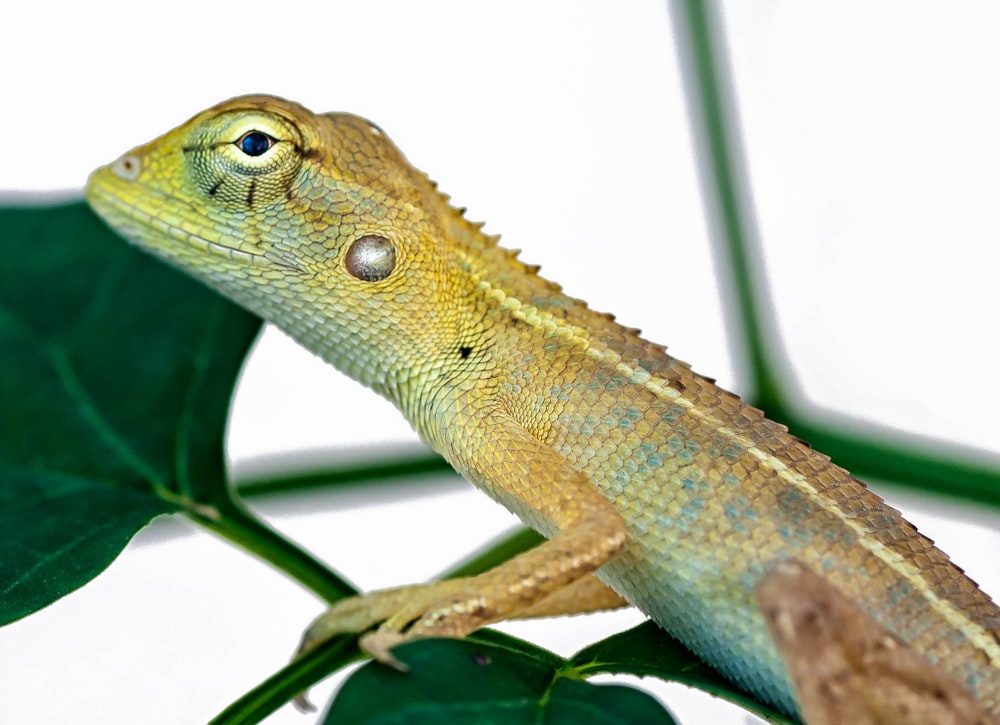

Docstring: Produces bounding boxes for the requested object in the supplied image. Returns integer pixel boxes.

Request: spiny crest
[412,161,713,388]
[423,174,501,247]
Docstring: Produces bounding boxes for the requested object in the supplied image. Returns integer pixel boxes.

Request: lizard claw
[289,609,413,711]
[288,629,409,712]
[292,693,317,714]
[290,635,319,713]
[359,628,410,672]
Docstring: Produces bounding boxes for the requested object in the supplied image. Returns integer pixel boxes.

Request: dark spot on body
[459,346,473,359]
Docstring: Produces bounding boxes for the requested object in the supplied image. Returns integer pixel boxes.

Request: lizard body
[85,95,1000,717]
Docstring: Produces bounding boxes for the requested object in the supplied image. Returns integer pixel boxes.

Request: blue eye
[236,131,275,157]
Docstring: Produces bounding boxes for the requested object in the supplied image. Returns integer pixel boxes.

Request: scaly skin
[85,95,1000,717]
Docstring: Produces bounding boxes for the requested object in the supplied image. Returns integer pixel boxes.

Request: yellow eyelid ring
[183,110,306,208]
[194,110,303,153]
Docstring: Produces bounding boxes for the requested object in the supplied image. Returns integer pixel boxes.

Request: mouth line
[86,174,303,273]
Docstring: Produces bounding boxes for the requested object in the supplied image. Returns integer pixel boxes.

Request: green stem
[236,451,454,498]
[192,497,356,604]
[668,0,791,410]
[782,418,1000,507]
[209,635,362,725]
[442,527,544,580]
[669,0,1000,507]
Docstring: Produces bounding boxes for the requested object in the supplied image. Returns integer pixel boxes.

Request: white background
[2,2,999,723]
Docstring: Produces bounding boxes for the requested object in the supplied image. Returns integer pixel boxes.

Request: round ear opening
[345,234,397,282]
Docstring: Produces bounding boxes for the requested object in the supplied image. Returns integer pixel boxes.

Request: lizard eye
[345,235,396,282]
[235,131,276,157]
[185,109,303,209]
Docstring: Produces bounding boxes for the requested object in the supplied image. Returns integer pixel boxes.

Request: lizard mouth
[85,163,303,273]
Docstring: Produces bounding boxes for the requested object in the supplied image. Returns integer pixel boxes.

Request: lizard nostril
[111,154,142,181]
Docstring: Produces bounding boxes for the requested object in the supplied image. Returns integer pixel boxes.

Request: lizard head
[86,95,488,400]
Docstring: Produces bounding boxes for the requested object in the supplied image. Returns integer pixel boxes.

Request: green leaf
[324,632,677,724]
[0,200,261,624]
[575,621,799,725]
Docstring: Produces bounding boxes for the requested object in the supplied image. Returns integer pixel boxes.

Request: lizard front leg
[297,574,627,660]
[298,411,627,664]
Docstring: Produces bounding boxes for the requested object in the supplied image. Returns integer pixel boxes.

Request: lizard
[85,94,1000,719]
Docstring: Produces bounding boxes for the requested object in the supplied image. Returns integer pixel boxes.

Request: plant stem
[668,0,791,410]
[237,451,454,498]
[192,496,357,604]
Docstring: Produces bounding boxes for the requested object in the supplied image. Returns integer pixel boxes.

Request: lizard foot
[295,579,467,659]
[291,581,469,711]
[290,627,421,714]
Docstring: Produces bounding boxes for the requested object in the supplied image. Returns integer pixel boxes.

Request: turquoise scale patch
[679,496,706,524]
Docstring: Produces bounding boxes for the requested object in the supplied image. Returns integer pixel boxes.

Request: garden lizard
[85,95,1000,719]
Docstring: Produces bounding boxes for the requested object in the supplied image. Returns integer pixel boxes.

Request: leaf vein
[44,342,170,495]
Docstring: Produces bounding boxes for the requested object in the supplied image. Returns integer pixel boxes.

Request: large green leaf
[0,200,262,624]
[324,631,678,724]
[316,624,799,725]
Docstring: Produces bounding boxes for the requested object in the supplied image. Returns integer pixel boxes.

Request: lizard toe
[359,627,410,671]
